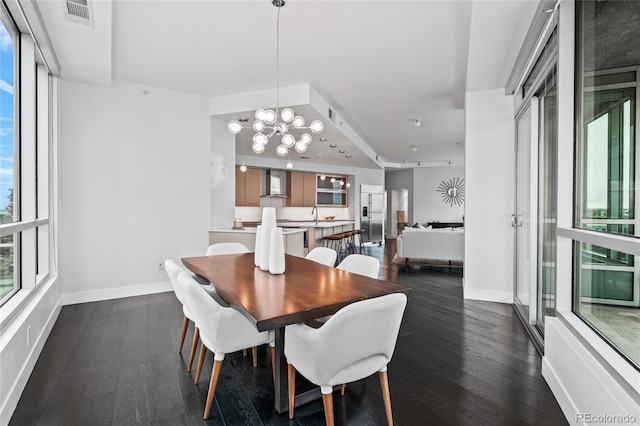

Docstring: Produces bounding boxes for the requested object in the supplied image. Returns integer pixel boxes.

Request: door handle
[511,214,524,227]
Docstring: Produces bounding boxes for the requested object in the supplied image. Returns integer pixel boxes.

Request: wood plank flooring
[9,241,567,425]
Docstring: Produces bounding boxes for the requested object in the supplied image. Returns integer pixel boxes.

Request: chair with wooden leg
[164,259,206,372]
[284,293,407,426]
[176,272,275,419]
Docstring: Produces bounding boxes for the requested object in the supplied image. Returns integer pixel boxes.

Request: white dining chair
[285,293,407,426]
[206,242,250,256]
[165,258,204,372]
[337,254,380,278]
[176,271,275,420]
[305,247,338,267]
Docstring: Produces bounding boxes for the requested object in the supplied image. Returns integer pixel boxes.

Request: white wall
[412,166,465,224]
[210,117,236,230]
[385,169,414,227]
[464,88,514,303]
[58,79,210,303]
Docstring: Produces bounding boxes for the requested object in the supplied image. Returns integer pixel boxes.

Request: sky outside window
[0,19,14,219]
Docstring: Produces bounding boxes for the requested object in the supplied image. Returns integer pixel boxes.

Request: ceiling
[35,0,540,169]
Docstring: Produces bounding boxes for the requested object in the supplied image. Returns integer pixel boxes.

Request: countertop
[239,220,355,229]
[209,227,306,235]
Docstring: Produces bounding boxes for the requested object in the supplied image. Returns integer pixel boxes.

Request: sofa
[396,227,464,269]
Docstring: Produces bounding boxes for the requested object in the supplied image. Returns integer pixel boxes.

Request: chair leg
[203,359,223,420]
[252,346,258,368]
[243,349,248,357]
[179,316,189,352]
[340,384,346,396]
[188,327,199,372]
[322,392,335,426]
[194,342,206,384]
[379,371,393,426]
[287,364,296,420]
[270,346,276,384]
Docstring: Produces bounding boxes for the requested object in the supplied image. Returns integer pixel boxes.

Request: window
[0,2,53,307]
[574,0,640,369]
[0,9,17,303]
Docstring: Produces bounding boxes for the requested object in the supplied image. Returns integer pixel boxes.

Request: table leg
[274,328,336,414]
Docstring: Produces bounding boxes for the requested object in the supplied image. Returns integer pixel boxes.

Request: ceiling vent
[63,0,94,27]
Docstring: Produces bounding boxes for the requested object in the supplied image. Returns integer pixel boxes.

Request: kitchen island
[219,220,355,255]
[209,227,306,257]
[279,220,355,252]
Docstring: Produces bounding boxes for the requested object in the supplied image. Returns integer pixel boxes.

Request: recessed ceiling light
[319,138,327,142]
[239,117,249,123]
[339,150,345,153]
[329,144,337,148]
[300,156,310,159]
[346,154,352,158]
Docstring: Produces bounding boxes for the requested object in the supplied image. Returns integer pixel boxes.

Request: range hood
[261,169,287,197]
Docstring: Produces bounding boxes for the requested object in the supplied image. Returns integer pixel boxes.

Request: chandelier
[227,0,323,157]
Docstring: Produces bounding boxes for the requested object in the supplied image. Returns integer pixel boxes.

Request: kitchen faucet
[311,207,318,224]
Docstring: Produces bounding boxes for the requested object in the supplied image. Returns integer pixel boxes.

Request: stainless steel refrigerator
[360,185,385,244]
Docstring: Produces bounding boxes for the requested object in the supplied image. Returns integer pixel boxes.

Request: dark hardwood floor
[10,240,567,425]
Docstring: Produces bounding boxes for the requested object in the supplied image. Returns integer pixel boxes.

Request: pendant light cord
[275,5,281,127]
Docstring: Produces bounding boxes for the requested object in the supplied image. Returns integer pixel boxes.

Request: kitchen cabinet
[287,171,316,207]
[316,175,348,206]
[236,166,261,206]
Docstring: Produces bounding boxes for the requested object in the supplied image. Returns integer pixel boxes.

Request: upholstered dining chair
[176,271,275,420]
[206,242,250,256]
[285,293,408,426]
[337,254,380,279]
[305,247,338,267]
[164,258,204,372]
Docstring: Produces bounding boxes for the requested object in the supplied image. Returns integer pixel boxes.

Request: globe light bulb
[320,174,326,180]
[339,180,345,186]
[300,133,312,144]
[255,109,267,121]
[228,120,242,134]
[294,141,307,153]
[331,177,336,183]
[346,182,351,188]
[239,164,247,172]
[282,134,296,148]
[264,110,276,124]
[253,133,268,146]
[276,144,289,156]
[292,116,305,128]
[281,108,295,122]
[310,120,324,133]
[286,161,294,169]
[253,120,265,132]
[252,143,265,154]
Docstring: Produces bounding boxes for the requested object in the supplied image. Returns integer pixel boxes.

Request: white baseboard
[542,355,576,424]
[61,281,172,306]
[463,287,512,304]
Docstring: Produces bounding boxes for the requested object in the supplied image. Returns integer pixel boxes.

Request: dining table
[181,252,410,414]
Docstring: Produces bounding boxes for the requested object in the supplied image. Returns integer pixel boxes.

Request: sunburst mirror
[437,177,465,207]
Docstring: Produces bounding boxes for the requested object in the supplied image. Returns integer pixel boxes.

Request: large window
[0,9,17,303]
[574,0,640,369]
[0,2,53,307]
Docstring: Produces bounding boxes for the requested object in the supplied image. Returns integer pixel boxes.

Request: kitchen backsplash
[235,199,350,222]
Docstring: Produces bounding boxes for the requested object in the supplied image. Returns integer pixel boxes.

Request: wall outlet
[27,326,31,346]
[158,262,165,271]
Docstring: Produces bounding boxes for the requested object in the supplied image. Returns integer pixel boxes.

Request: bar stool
[352,229,365,254]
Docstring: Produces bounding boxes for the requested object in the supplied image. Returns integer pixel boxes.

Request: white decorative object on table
[259,208,277,271]
[254,225,263,267]
[269,227,286,275]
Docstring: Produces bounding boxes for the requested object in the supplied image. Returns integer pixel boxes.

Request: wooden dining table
[181,252,410,414]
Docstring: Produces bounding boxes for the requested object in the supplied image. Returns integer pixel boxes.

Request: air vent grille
[63,0,94,26]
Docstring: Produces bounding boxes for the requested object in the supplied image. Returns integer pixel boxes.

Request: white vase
[269,227,285,275]
[254,225,262,267]
[259,208,277,271]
